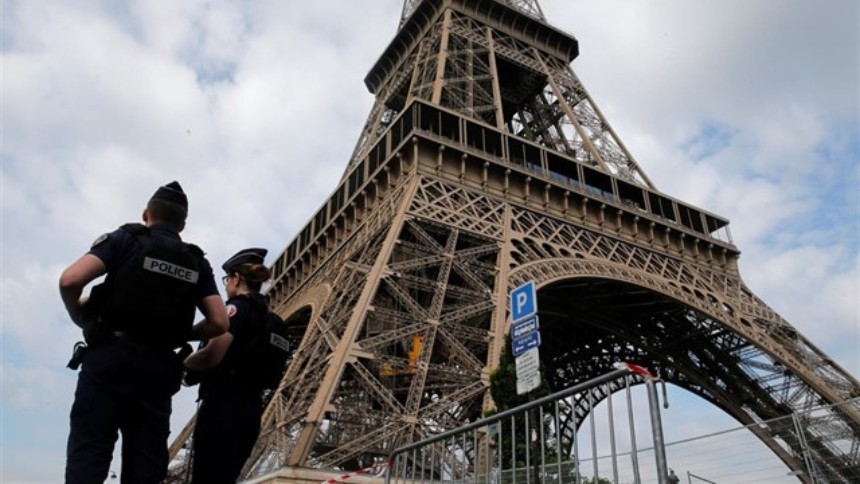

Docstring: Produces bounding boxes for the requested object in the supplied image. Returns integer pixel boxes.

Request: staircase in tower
[166,1,859,481]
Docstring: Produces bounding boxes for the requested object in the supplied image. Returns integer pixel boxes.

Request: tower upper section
[401,0,546,25]
[348,0,653,188]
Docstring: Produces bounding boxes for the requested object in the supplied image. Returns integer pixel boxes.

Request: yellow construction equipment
[380,334,423,377]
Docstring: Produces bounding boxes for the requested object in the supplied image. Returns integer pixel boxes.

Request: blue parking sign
[510,281,536,322]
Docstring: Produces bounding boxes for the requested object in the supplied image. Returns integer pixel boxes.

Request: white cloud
[543,0,858,373]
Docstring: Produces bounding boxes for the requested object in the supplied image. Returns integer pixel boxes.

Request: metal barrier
[661,398,860,484]
[385,363,672,484]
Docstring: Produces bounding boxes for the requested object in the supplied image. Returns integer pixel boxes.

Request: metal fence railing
[385,363,673,484]
[660,398,860,484]
[384,363,859,484]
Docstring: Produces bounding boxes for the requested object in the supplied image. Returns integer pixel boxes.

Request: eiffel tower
[167,0,859,481]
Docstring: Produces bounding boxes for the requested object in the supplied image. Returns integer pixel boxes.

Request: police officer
[184,248,280,483]
[59,181,229,484]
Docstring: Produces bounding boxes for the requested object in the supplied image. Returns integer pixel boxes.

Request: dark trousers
[191,388,262,484]
[65,339,182,484]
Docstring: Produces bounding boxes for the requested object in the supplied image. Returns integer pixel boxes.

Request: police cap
[150,181,188,210]
[222,248,268,272]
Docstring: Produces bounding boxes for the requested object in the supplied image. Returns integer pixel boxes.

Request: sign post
[510,281,541,395]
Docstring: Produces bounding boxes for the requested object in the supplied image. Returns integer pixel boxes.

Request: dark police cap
[150,181,188,210]
[222,248,268,272]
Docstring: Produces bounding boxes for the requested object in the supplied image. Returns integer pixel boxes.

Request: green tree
[488,334,552,409]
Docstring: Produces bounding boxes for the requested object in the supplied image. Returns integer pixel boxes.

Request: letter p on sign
[510,281,536,322]
[516,293,528,313]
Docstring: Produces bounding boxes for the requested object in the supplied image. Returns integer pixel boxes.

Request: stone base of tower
[243,466,385,484]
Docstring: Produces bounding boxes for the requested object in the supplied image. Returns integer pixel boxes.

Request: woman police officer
[183,247,278,483]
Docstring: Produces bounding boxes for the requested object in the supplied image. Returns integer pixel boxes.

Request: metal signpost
[510,281,541,395]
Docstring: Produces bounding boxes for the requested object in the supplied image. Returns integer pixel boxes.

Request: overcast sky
[2,0,857,481]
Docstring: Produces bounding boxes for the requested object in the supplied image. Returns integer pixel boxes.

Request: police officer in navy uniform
[184,248,279,483]
[59,181,229,484]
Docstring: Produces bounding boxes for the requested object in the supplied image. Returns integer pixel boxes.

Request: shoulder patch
[226,304,238,318]
[91,233,110,248]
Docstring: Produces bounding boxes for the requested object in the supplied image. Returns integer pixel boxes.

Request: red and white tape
[614,361,657,380]
[321,460,391,483]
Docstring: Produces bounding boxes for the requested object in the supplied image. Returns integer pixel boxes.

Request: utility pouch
[66,341,88,370]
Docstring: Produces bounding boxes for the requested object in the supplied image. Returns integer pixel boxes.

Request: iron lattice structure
[166,0,859,482]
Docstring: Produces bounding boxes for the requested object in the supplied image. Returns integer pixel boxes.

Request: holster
[66,341,88,370]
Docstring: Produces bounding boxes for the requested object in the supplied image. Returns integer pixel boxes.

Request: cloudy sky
[1,0,857,481]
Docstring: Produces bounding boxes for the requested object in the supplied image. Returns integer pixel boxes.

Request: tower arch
[508,260,859,480]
